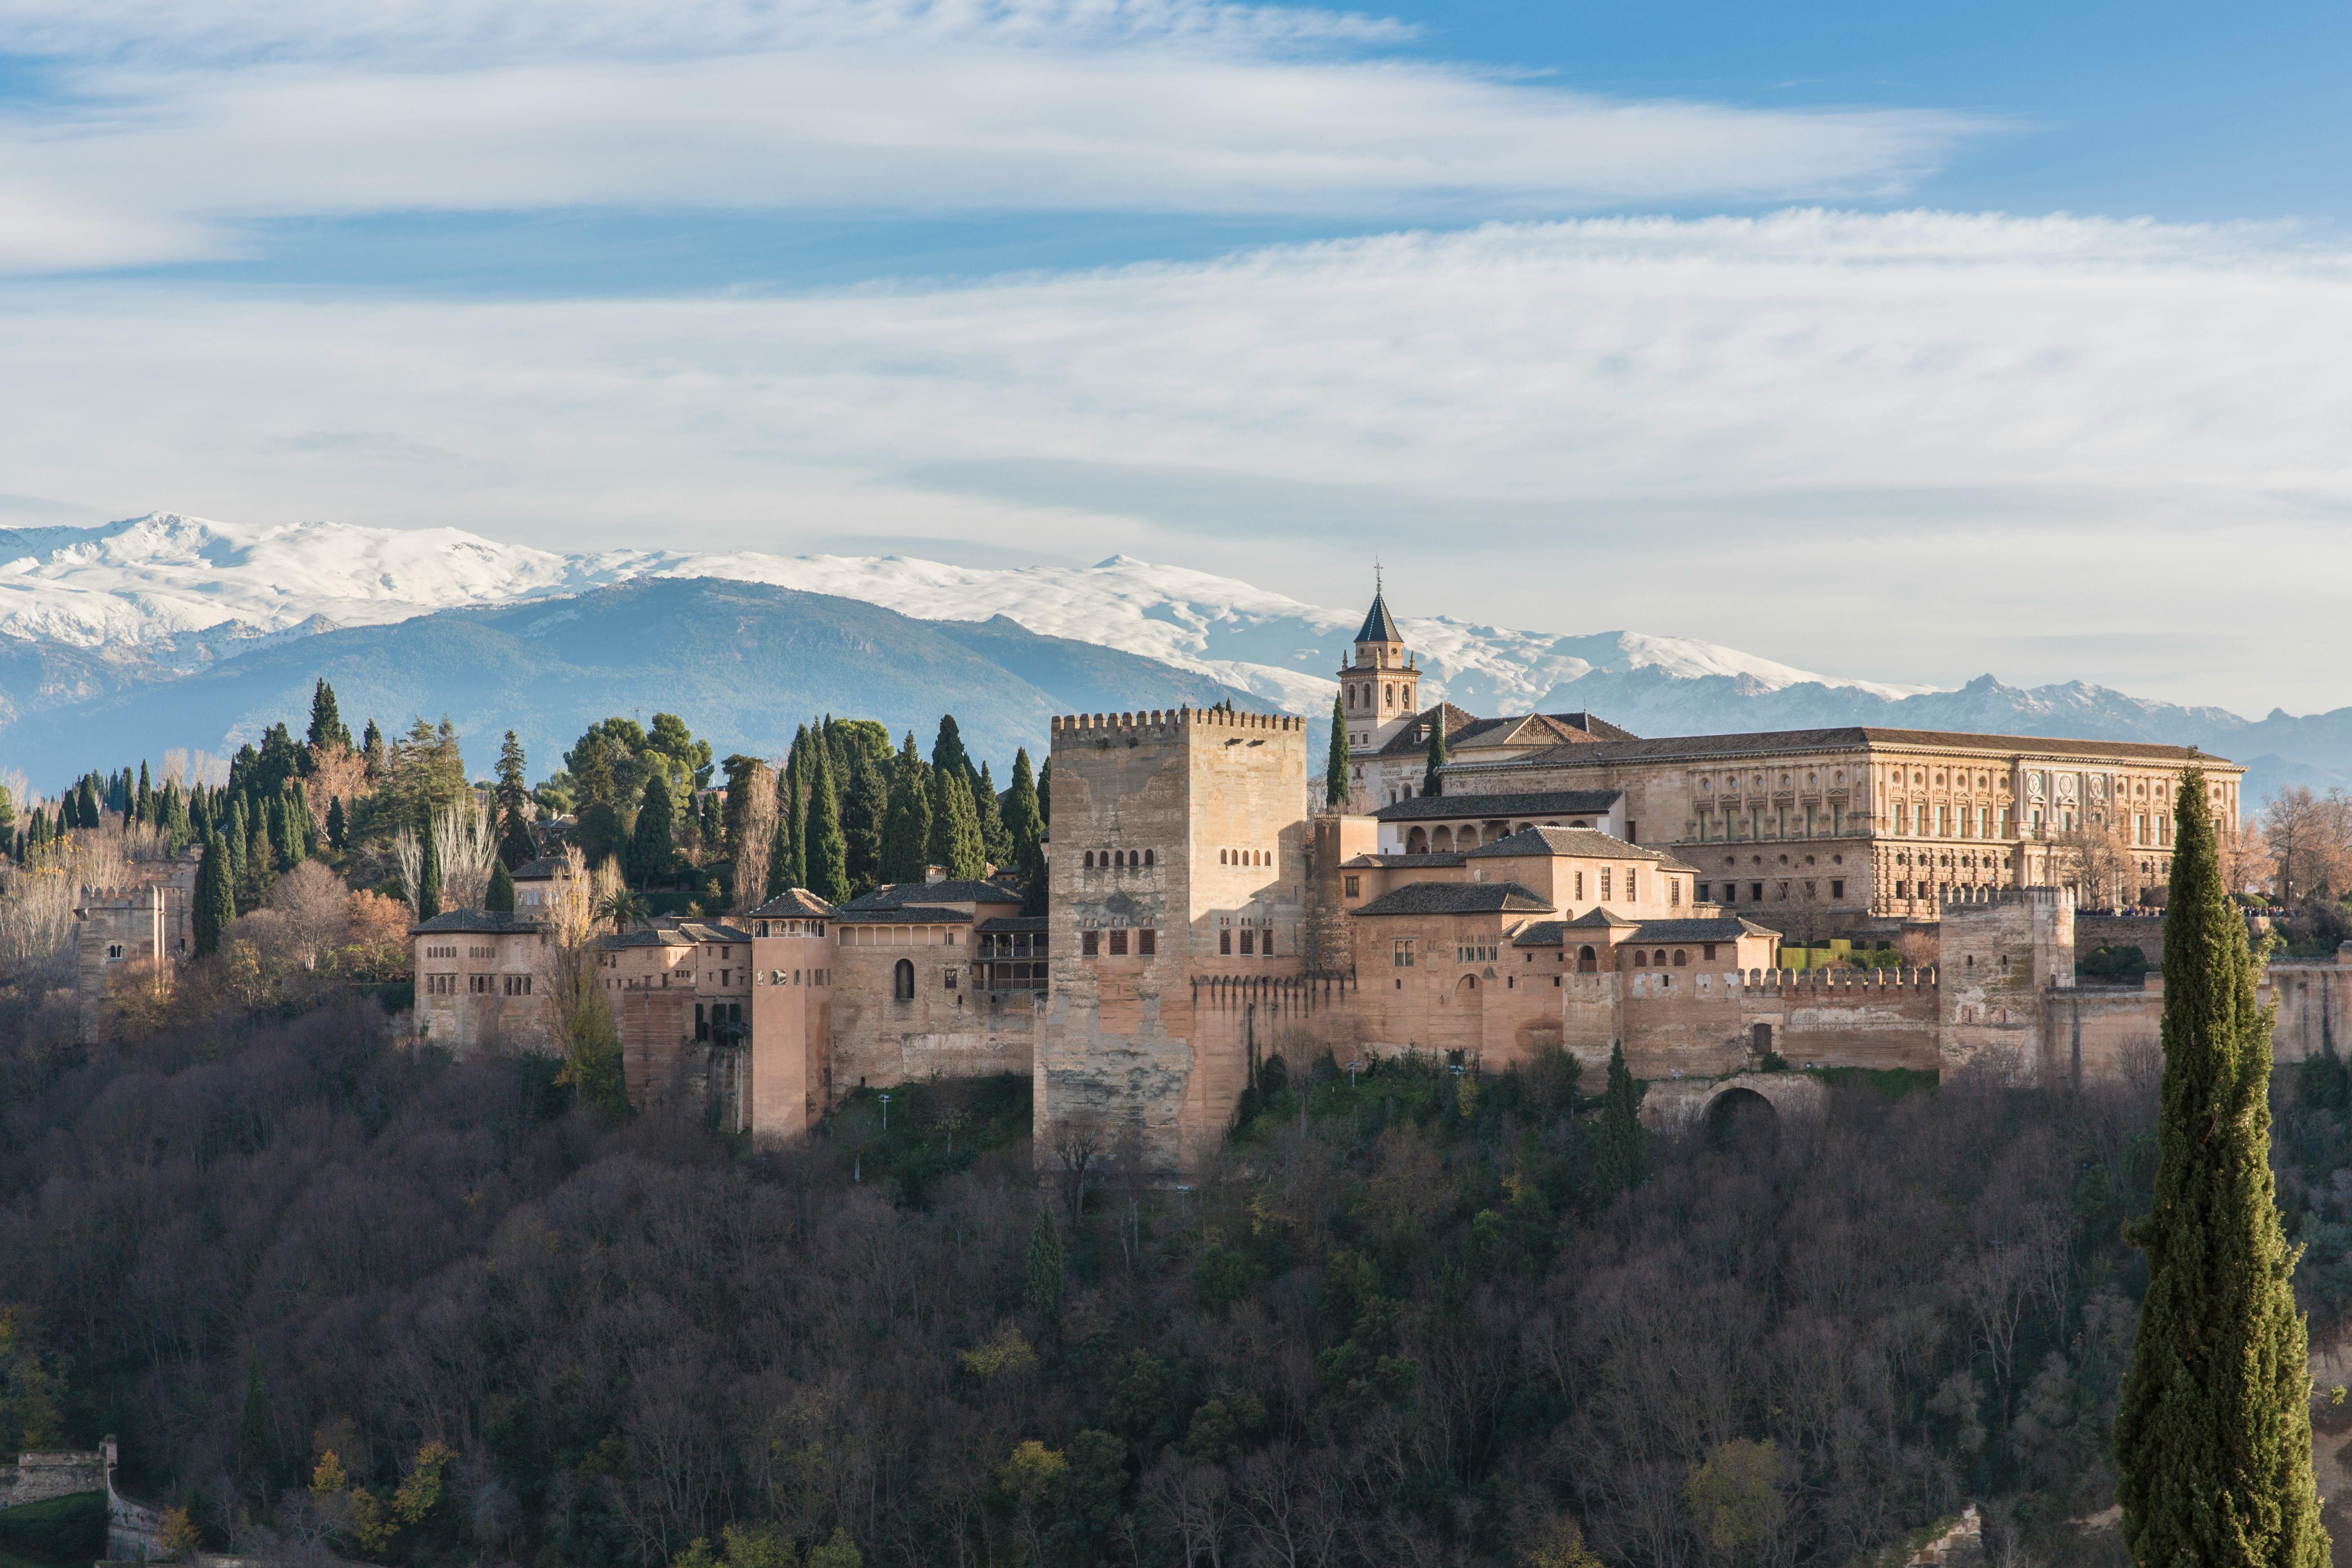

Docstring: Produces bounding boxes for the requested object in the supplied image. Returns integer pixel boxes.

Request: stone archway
[1642,1070,1826,1134]
[1704,1086,1778,1152]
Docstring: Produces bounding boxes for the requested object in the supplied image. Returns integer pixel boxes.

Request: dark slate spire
[1355,591,1402,646]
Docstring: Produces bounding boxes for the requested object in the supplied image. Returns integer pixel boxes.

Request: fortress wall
[2268,958,2352,1064]
[2045,982,2163,1082]
[2076,910,2167,970]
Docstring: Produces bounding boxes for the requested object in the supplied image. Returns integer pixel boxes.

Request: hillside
[0,578,1264,778]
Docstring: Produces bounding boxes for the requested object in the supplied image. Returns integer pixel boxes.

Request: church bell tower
[1334,575,1421,791]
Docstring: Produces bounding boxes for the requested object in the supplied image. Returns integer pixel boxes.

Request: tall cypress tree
[630,773,675,884]
[1325,692,1350,808]
[1025,1205,1065,1322]
[306,678,352,752]
[1421,714,1447,798]
[1037,757,1051,828]
[1594,1041,1645,1198]
[926,758,963,872]
[226,798,253,912]
[882,739,933,885]
[806,740,850,906]
[841,751,888,895]
[135,761,152,823]
[976,760,1012,869]
[495,730,536,869]
[416,816,442,920]
[194,832,233,957]
[782,725,811,892]
[485,859,517,913]
[326,795,346,852]
[944,772,986,882]
[933,714,974,796]
[2115,765,2325,1568]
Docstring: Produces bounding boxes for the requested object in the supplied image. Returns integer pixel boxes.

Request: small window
[1672,950,1687,967]
[1635,950,1648,967]
[1344,874,1361,897]
[893,957,915,999]
[1145,849,1154,867]
[1219,930,1231,955]
[945,967,958,989]
[1393,939,1416,967]
[1082,931,1100,958]
[1139,928,1156,956]
[1600,869,1612,901]
[1083,851,1095,868]
[1702,944,1717,960]
[1240,929,1255,955]
[1264,928,1276,957]
[1830,879,1845,900]
[1110,929,1129,956]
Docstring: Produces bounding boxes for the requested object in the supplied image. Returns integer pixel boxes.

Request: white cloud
[0,0,1994,273]
[4,210,2349,707]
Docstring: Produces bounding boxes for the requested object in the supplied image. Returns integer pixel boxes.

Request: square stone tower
[1038,706,1309,1173]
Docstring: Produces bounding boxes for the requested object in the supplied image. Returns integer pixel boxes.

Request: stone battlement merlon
[1050,707,1305,743]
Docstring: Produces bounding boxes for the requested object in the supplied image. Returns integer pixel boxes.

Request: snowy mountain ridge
[0,512,1930,715]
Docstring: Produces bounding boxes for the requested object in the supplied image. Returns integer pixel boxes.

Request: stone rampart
[0,1449,105,1508]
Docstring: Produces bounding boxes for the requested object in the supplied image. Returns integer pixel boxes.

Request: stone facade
[0,1449,105,1508]
[69,848,200,1042]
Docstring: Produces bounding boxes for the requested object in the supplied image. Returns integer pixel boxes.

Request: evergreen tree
[937,771,986,882]
[269,797,295,874]
[806,739,851,906]
[782,726,811,892]
[135,761,152,823]
[840,751,888,895]
[767,813,793,901]
[1024,1206,1065,1322]
[485,859,517,913]
[495,731,536,868]
[699,792,724,857]
[1006,750,1043,863]
[416,815,442,920]
[75,776,100,828]
[1038,757,1052,827]
[976,761,1012,868]
[1421,714,1448,798]
[194,832,232,957]
[1325,692,1350,808]
[1594,1041,1645,1198]
[306,678,352,752]
[226,798,253,912]
[881,742,933,885]
[0,785,13,848]
[2116,765,2326,1568]
[362,717,387,781]
[326,795,346,852]
[630,772,675,884]
[933,714,974,796]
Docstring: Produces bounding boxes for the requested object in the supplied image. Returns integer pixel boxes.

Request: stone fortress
[380,587,2347,1166]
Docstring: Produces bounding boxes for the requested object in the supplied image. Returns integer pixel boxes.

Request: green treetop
[194,832,232,957]
[882,742,933,885]
[485,859,517,913]
[840,749,888,896]
[1594,1040,1645,1198]
[2115,764,2326,1568]
[1421,714,1447,798]
[976,761,1012,868]
[306,678,352,752]
[630,772,675,884]
[805,737,851,905]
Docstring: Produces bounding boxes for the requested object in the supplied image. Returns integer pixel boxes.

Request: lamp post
[878,1091,892,1132]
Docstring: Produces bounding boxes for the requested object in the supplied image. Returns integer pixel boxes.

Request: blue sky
[2,0,2349,711]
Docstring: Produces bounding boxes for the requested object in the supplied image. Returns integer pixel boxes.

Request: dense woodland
[7,968,2351,1568]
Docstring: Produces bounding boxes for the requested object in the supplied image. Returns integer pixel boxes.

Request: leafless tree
[2261,785,2352,907]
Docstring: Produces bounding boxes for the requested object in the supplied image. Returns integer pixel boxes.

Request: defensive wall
[0,1449,104,1508]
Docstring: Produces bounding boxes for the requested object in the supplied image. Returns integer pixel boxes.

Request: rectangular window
[1082,930,1099,957]
[1219,929,1231,955]
[1139,928,1156,957]
[1937,805,1949,835]
[1696,882,1709,902]
[1751,882,1764,901]
[1627,821,1638,842]
[1831,879,1845,900]
[1897,879,1909,898]
[1239,929,1255,955]
[1670,878,1680,908]
[1999,808,2011,836]
[1393,939,1415,967]
[1804,880,1816,900]
[1703,944,1718,960]
[1344,875,1361,897]
[1109,928,1128,955]
[1600,869,1612,901]
[1575,871,1584,899]
[1263,928,1276,957]
[945,968,958,989]
[1627,870,1639,901]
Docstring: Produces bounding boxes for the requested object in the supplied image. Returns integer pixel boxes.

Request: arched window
[1432,826,1453,851]
[1220,848,1229,864]
[1144,848,1154,866]
[1672,949,1688,967]
[1654,949,1667,967]
[1406,827,1428,853]
[1578,945,1597,973]
[893,958,915,1001]
[1114,849,1125,867]
[1634,950,1649,967]
[1083,851,1095,868]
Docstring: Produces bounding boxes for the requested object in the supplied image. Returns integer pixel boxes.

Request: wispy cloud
[0,0,1996,273]
[4,210,2349,705]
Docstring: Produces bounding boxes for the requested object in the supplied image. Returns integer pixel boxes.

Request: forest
[7,972,2350,1568]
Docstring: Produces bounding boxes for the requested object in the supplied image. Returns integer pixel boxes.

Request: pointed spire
[1354,586,1403,647]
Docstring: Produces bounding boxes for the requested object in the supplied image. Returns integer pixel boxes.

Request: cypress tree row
[1326,692,1350,808]
[2115,765,2326,1568]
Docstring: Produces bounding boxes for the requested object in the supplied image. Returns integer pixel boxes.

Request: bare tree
[2050,820,2134,910]
[2262,786,2352,907]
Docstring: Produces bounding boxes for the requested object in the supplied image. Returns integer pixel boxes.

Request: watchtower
[1038,706,1309,1171]
[72,884,173,1042]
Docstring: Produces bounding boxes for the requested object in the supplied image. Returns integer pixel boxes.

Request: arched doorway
[1406,827,1428,853]
[1578,945,1598,973]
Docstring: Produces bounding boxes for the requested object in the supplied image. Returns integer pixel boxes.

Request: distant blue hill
[6,577,1267,786]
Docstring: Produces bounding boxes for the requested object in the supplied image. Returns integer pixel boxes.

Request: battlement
[1942,884,2072,911]
[75,884,166,911]
[1739,965,1937,992]
[1050,707,1306,744]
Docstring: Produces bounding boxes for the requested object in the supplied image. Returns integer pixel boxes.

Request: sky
[2,0,2350,714]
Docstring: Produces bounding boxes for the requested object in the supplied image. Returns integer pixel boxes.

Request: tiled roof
[511,856,570,881]
[977,915,1049,933]
[1372,703,1484,757]
[1563,906,1640,928]
[410,909,550,936]
[1544,711,1640,742]
[1512,921,1571,946]
[747,888,839,918]
[1506,726,2234,769]
[1355,592,1403,645]
[1464,826,1665,861]
[833,905,976,925]
[1371,789,1621,822]
[841,879,1023,910]
[1656,851,1702,874]
[1340,852,1468,869]
[595,919,754,949]
[1350,881,1552,917]
[1628,917,1782,943]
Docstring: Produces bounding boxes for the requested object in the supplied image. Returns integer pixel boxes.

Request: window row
[1216,928,1273,956]
[1702,879,1844,903]
[1079,928,1159,958]
[1083,848,1154,869]
[761,967,830,985]
[1220,848,1273,867]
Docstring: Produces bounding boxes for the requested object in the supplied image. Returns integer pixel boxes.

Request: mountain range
[1,511,2343,804]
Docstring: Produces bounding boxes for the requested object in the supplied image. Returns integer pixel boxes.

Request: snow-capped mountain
[0,512,1923,717]
[6,511,2347,804]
